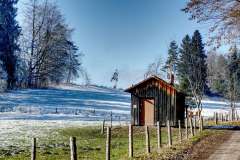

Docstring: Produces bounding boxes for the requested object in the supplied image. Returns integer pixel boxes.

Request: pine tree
[111,69,119,89]
[191,30,207,91]
[177,30,207,116]
[164,40,178,74]
[177,35,192,93]
[66,41,81,84]
[227,45,240,120]
[0,0,21,89]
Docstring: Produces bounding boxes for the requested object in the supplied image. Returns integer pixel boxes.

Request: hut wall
[176,92,185,123]
[131,94,139,125]
[130,79,179,126]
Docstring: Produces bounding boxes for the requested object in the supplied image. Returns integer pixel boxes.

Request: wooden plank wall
[130,79,182,126]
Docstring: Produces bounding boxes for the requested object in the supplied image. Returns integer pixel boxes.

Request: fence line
[21,117,212,160]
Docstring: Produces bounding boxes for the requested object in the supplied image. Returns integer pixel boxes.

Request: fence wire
[0,125,185,160]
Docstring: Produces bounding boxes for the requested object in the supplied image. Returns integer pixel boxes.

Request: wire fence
[0,118,205,160]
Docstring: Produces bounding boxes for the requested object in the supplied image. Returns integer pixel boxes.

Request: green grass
[1,124,226,160]
[147,129,226,160]
[0,126,181,160]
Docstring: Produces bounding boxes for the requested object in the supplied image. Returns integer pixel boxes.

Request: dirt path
[207,131,240,160]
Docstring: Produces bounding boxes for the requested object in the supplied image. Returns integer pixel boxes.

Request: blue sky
[17,0,210,88]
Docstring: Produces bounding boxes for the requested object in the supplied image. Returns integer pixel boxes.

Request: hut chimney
[170,73,174,85]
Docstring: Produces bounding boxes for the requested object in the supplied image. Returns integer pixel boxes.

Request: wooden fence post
[110,111,112,128]
[215,112,218,125]
[193,117,196,135]
[178,120,182,143]
[201,116,204,131]
[101,119,105,134]
[145,126,150,154]
[198,116,202,132]
[31,138,36,160]
[185,118,188,139]
[129,124,133,158]
[106,127,111,160]
[70,137,77,160]
[235,112,237,121]
[167,120,172,147]
[189,118,194,137]
[157,121,161,150]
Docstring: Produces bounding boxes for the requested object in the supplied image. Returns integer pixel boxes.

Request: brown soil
[181,130,233,160]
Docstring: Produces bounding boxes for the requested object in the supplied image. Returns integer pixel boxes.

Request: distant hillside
[0,83,240,120]
[0,84,131,121]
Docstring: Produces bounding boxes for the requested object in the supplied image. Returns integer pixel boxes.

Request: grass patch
[143,130,228,160]
[1,126,180,160]
[0,125,228,160]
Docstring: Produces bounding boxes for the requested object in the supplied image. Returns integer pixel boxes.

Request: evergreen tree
[191,30,207,92]
[177,35,192,93]
[227,45,240,119]
[111,69,119,89]
[164,40,178,76]
[177,30,207,116]
[66,41,81,84]
[0,0,21,89]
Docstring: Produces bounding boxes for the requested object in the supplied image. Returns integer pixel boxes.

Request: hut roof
[125,75,180,93]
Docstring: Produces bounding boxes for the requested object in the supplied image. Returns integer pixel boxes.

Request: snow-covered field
[0,84,238,119]
[199,99,240,117]
[0,85,131,147]
[0,85,131,121]
[0,120,125,148]
[0,84,239,148]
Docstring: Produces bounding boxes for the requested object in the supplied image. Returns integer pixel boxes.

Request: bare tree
[83,70,91,86]
[206,51,228,95]
[183,0,240,47]
[21,0,83,87]
[144,56,165,79]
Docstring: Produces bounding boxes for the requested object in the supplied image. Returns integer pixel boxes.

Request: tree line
[144,0,240,118]
[0,0,88,90]
[145,30,240,118]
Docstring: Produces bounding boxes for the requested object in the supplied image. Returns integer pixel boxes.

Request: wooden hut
[125,75,185,126]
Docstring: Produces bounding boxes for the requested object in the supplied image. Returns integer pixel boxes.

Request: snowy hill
[0,84,131,121]
[0,84,239,121]
[0,84,240,147]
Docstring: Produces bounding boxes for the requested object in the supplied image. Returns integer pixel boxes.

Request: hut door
[140,99,154,125]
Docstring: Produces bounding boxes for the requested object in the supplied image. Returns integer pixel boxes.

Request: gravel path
[207,131,240,160]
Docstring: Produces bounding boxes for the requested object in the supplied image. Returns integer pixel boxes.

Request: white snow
[0,84,132,147]
[0,85,131,121]
[0,120,127,147]
[198,98,240,117]
[0,84,239,148]
[0,84,239,119]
